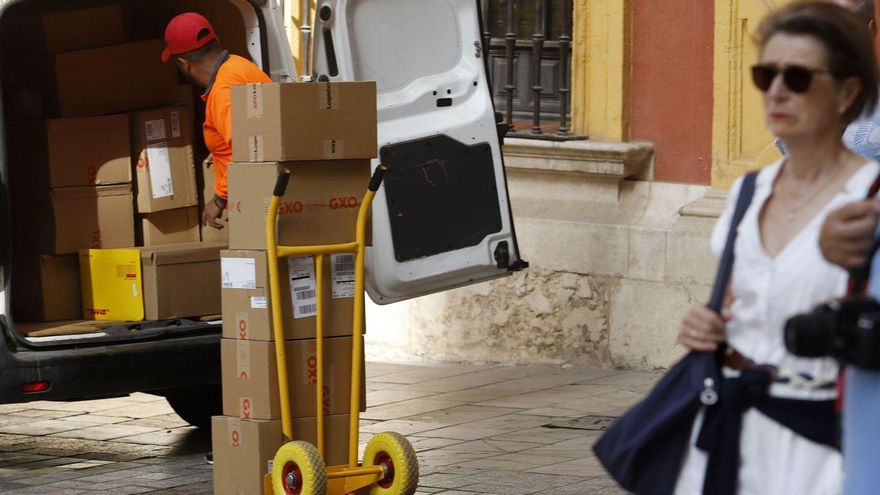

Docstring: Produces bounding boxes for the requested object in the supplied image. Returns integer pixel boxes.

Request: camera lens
[784,311,838,357]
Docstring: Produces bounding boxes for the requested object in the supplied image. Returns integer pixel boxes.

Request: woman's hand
[678,306,730,352]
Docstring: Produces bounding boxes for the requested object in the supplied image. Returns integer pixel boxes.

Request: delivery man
[161,12,272,229]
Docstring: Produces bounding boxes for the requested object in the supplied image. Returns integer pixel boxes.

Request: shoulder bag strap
[707,171,758,313]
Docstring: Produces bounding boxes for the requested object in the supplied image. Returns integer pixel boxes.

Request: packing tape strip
[246,83,263,118]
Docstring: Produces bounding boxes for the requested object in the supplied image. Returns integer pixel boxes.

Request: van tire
[164,384,222,429]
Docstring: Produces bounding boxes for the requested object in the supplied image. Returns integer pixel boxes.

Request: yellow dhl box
[78,249,144,321]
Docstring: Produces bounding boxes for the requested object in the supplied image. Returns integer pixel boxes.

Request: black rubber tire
[164,384,222,429]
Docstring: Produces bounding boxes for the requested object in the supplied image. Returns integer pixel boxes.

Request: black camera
[784,295,880,369]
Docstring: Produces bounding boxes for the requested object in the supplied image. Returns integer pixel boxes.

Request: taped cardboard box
[220,250,359,341]
[12,254,81,322]
[227,160,371,250]
[231,81,377,162]
[139,207,200,246]
[131,106,198,213]
[212,414,350,495]
[79,248,143,321]
[139,242,225,320]
[55,39,179,117]
[41,5,126,54]
[8,115,131,188]
[13,184,135,255]
[220,337,366,420]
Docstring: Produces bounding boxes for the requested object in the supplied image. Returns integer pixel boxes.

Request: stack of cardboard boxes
[6,5,224,326]
[212,81,377,495]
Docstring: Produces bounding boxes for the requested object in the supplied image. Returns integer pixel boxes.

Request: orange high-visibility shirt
[201,53,271,200]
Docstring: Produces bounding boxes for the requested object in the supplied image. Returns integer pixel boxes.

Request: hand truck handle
[273,169,291,197]
[368,165,387,191]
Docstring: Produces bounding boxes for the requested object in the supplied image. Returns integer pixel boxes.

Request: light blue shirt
[843,107,880,495]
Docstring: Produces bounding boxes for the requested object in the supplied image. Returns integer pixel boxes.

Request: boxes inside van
[1,0,258,333]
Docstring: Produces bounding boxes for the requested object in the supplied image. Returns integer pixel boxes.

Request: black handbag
[592,171,758,495]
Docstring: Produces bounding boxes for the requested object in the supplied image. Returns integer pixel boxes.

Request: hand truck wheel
[363,432,419,495]
[271,441,327,495]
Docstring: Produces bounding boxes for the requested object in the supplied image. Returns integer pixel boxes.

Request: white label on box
[331,254,355,298]
[236,340,251,379]
[144,118,167,141]
[221,258,257,289]
[170,111,181,138]
[288,256,317,319]
[228,418,242,448]
[250,296,267,309]
[246,83,263,118]
[146,143,174,198]
[249,135,264,161]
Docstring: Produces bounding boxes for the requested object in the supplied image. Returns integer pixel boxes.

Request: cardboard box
[55,39,179,117]
[14,184,135,254]
[227,161,371,250]
[42,5,125,54]
[12,254,82,322]
[9,115,132,187]
[79,248,143,321]
[231,81,378,162]
[212,414,350,495]
[221,337,365,420]
[131,106,198,213]
[140,207,200,246]
[221,250,357,341]
[139,242,224,320]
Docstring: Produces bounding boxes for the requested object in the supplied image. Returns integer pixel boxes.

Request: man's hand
[203,196,226,230]
[819,199,880,269]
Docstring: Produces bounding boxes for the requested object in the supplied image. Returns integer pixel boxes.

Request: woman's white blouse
[710,159,880,400]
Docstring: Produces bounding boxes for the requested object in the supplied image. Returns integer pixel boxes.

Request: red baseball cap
[161,13,217,62]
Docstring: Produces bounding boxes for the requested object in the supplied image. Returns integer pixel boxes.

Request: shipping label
[221,257,257,289]
[146,143,174,199]
[288,256,317,319]
[144,118,166,141]
[250,296,267,309]
[331,253,355,298]
[170,112,181,138]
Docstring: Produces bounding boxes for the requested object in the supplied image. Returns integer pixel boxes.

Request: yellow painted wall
[571,0,632,141]
[711,1,787,188]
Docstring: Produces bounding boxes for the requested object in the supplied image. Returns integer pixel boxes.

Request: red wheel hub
[375,452,395,489]
[282,461,303,495]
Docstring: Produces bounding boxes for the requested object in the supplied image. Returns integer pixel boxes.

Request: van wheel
[164,384,222,429]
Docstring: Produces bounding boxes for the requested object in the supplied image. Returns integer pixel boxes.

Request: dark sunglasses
[751,64,834,93]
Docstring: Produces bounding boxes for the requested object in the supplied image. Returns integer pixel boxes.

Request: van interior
[1,0,263,347]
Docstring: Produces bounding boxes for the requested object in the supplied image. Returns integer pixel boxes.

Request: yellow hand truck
[264,165,419,495]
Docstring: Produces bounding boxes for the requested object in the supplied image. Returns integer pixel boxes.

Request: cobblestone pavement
[0,361,659,494]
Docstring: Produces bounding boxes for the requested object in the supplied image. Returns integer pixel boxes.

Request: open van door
[310,0,527,304]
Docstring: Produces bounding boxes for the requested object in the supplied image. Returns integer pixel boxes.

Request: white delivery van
[0,0,525,427]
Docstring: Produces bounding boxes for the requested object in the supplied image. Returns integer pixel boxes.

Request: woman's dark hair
[758,1,879,125]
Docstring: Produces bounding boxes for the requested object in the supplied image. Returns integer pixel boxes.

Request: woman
[674,2,879,494]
